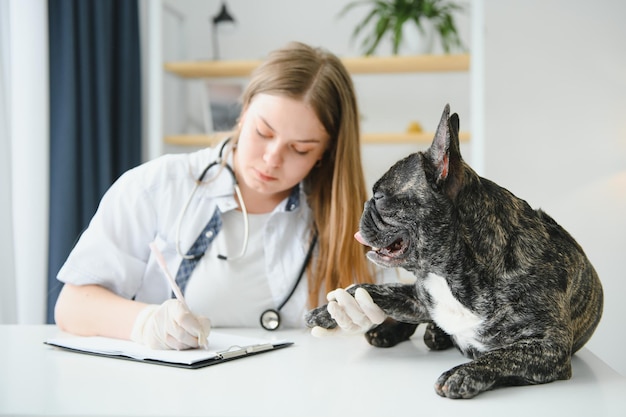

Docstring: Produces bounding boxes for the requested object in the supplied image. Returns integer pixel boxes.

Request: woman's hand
[130,299,211,350]
[311,287,386,336]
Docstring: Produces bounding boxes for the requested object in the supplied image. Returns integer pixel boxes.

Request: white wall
[482,0,626,375]
[0,0,17,324]
[0,0,49,324]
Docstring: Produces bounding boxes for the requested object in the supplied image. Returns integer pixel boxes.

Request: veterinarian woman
[54,42,379,350]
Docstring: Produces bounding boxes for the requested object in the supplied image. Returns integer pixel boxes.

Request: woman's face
[234,93,330,207]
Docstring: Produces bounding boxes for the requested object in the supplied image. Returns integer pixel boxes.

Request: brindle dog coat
[306,104,603,399]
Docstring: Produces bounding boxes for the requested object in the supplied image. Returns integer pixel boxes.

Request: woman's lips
[255,169,277,182]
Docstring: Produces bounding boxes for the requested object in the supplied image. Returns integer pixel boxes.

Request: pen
[149,242,189,309]
[149,242,209,349]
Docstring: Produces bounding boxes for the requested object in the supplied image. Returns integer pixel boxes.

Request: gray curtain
[47,0,142,323]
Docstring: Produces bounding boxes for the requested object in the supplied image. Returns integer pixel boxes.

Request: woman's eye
[292,147,310,155]
[255,128,271,139]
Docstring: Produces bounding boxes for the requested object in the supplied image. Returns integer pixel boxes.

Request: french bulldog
[305,104,603,399]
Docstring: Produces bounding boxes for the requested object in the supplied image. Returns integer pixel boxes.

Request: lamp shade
[212,3,235,25]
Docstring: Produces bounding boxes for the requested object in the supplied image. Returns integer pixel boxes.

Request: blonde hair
[234,42,375,307]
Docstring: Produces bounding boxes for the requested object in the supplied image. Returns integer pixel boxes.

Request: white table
[1,325,625,417]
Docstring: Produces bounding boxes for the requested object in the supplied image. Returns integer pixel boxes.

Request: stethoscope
[175,138,317,330]
[176,138,249,262]
[259,233,317,331]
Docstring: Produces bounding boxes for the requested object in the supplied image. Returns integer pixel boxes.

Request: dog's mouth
[355,231,410,264]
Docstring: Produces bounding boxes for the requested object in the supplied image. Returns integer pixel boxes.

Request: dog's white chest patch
[424,273,486,353]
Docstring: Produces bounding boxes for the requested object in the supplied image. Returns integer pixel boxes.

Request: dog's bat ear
[428,104,463,199]
[429,104,452,181]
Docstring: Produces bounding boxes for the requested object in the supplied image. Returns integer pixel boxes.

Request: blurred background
[2,0,624,375]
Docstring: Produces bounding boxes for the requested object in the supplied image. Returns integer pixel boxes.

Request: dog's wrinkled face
[357,106,460,273]
[357,154,437,269]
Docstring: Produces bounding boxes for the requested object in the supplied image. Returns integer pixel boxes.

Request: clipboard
[45,331,293,369]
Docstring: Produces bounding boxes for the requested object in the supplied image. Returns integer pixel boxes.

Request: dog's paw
[423,322,453,351]
[434,364,494,399]
[304,305,337,329]
[365,320,418,348]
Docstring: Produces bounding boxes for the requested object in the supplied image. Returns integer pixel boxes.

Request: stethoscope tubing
[175,139,249,261]
[260,234,317,330]
[278,234,317,312]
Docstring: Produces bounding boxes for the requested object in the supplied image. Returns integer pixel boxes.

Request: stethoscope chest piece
[260,309,281,331]
[258,234,318,331]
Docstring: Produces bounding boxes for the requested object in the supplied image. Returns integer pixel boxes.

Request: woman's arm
[54,283,148,340]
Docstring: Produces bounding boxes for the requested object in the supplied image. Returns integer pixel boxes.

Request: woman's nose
[263,141,283,167]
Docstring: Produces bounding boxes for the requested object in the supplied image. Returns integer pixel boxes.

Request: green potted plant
[339,0,465,55]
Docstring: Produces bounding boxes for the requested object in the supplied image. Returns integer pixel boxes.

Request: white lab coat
[57,143,316,327]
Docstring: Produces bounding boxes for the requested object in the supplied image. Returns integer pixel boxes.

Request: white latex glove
[130,299,211,350]
[311,287,386,337]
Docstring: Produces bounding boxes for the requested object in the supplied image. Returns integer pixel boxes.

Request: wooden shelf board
[343,54,470,74]
[362,131,470,144]
[164,133,228,147]
[164,131,470,147]
[164,54,470,78]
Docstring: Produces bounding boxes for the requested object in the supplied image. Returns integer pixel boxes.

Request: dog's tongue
[354,231,367,246]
